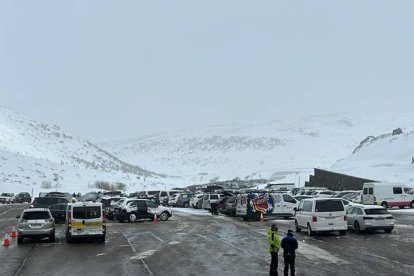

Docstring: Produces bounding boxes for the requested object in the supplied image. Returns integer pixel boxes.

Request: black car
[49,203,68,223]
[32,197,69,208]
[14,192,32,203]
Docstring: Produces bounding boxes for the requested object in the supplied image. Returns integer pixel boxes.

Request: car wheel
[17,237,23,244]
[354,221,361,234]
[129,213,137,223]
[307,224,314,236]
[385,228,393,234]
[98,235,106,242]
[159,212,169,221]
[381,202,388,209]
[295,220,301,232]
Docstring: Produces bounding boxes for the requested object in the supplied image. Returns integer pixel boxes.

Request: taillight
[363,216,374,220]
[68,210,72,225]
[312,215,317,222]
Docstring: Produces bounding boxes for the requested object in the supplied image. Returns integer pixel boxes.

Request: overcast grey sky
[1,1,414,142]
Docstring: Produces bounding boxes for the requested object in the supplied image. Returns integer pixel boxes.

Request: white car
[295,198,347,236]
[0,193,15,204]
[346,205,395,233]
[190,194,204,208]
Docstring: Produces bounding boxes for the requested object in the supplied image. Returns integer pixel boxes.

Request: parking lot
[1,204,413,276]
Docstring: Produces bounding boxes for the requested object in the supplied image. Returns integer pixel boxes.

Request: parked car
[190,194,204,208]
[346,205,395,233]
[270,193,298,218]
[99,196,124,220]
[117,199,172,222]
[31,197,70,208]
[201,194,223,210]
[220,195,237,216]
[0,193,15,204]
[65,202,106,243]
[168,194,180,207]
[176,193,195,208]
[49,203,69,223]
[362,182,414,208]
[294,198,347,236]
[16,208,55,244]
[14,192,32,203]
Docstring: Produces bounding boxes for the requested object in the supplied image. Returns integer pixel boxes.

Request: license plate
[30,224,42,227]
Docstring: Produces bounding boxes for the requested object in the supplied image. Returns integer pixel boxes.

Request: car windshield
[365,209,389,215]
[22,211,50,220]
[315,200,344,212]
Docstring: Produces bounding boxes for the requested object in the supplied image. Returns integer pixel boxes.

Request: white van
[269,193,298,218]
[295,198,347,236]
[65,202,106,243]
[362,182,414,208]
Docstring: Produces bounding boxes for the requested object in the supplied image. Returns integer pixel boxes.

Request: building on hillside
[305,168,376,191]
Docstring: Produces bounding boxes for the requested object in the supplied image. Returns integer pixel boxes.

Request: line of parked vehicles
[7,181,414,244]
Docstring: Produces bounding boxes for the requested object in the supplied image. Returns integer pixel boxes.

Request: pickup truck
[0,193,15,204]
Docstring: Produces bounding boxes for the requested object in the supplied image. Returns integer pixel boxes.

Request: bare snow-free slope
[101,113,414,184]
[332,130,414,186]
[0,106,168,193]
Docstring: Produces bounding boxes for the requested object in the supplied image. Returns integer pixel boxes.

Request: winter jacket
[281,233,298,257]
[267,229,281,253]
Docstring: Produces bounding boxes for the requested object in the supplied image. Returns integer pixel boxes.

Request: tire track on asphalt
[115,225,154,276]
[13,244,35,276]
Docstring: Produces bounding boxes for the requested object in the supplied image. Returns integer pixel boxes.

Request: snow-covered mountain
[0,106,172,194]
[332,129,414,186]
[101,112,414,185]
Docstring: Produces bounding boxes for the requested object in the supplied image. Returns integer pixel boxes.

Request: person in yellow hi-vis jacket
[268,224,281,276]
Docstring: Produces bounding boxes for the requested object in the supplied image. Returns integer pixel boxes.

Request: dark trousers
[283,255,295,276]
[269,252,278,276]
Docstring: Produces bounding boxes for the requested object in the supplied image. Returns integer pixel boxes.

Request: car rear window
[315,200,344,212]
[73,206,101,219]
[23,211,50,220]
[34,198,56,205]
[365,209,389,215]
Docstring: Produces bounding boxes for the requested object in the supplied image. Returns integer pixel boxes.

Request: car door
[136,201,149,218]
[282,194,297,215]
[295,201,305,227]
[272,194,283,214]
[346,207,355,228]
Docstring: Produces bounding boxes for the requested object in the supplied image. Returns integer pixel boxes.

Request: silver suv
[16,208,56,244]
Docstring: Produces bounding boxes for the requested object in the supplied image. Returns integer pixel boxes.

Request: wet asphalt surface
[0,204,413,276]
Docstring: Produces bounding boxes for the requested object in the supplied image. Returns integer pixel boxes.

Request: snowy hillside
[101,112,414,185]
[332,129,414,186]
[0,106,172,194]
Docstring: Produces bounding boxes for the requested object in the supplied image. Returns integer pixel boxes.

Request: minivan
[295,198,347,236]
[65,202,105,243]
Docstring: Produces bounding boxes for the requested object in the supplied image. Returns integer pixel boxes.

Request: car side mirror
[293,207,297,212]
[16,215,21,219]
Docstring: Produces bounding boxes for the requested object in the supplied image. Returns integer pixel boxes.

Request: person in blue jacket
[281,230,298,276]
